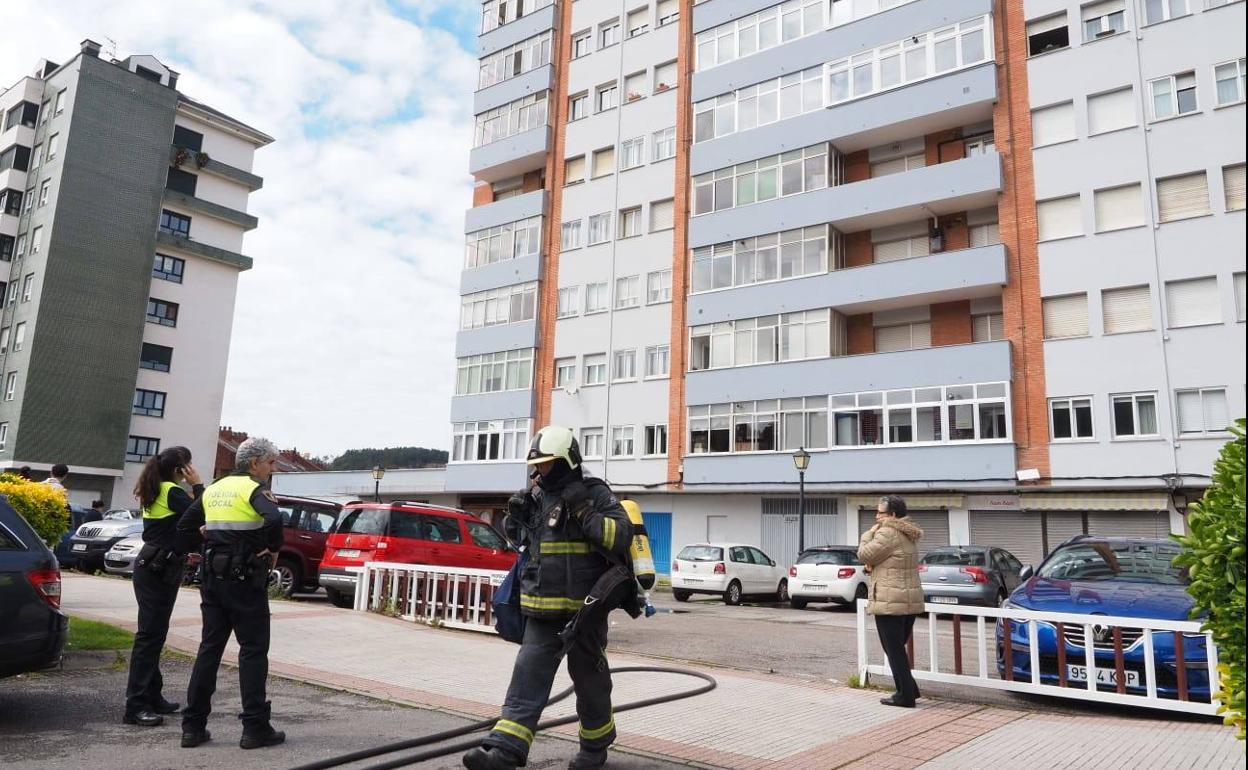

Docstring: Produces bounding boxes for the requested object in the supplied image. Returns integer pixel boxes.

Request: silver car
[919,546,1023,607]
[68,511,142,572]
[104,535,144,576]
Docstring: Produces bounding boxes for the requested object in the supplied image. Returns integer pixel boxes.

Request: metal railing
[855,599,1221,716]
[352,562,508,633]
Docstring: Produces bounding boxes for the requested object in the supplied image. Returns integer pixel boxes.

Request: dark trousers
[483,615,614,761]
[876,613,921,703]
[182,572,272,733]
[124,562,184,714]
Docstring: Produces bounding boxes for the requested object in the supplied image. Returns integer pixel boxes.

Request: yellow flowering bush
[0,472,70,547]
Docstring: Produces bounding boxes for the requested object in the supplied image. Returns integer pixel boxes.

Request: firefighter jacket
[517,475,633,619]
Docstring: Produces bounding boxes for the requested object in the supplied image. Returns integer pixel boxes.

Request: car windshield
[338,508,387,536]
[105,510,134,520]
[1038,541,1188,585]
[797,550,853,566]
[678,545,723,562]
[922,549,987,567]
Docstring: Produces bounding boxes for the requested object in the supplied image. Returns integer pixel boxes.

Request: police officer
[176,437,286,750]
[464,426,633,770]
[123,446,203,727]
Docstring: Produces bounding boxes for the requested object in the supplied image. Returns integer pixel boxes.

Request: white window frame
[644,424,668,456]
[3,372,16,401]
[1214,58,1247,106]
[583,355,608,386]
[618,206,642,238]
[599,19,621,49]
[555,358,577,389]
[474,92,548,148]
[692,144,835,216]
[652,127,676,161]
[587,213,612,245]
[610,426,636,458]
[646,270,672,304]
[612,349,638,381]
[614,275,640,309]
[561,219,582,251]
[691,226,833,292]
[460,282,539,330]
[454,349,534,396]
[645,345,670,378]
[1175,387,1230,436]
[620,136,645,170]
[827,382,1012,449]
[1141,0,1189,25]
[557,286,580,319]
[451,419,532,463]
[478,30,552,90]
[572,31,592,58]
[466,216,542,268]
[581,427,605,459]
[1110,392,1160,438]
[695,0,826,72]
[1149,71,1198,121]
[1049,396,1095,441]
[569,92,589,121]
[584,282,609,314]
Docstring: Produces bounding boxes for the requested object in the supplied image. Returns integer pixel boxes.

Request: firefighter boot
[463,746,522,770]
[568,748,608,769]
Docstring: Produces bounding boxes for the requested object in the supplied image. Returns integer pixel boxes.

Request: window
[0,146,31,174]
[1081,1,1126,41]
[620,137,645,170]
[964,135,995,156]
[454,349,534,395]
[451,419,532,462]
[690,309,835,370]
[1156,172,1211,222]
[173,125,204,152]
[691,226,832,292]
[583,354,607,385]
[870,153,925,177]
[585,281,609,313]
[972,312,1005,341]
[645,345,670,377]
[46,133,60,160]
[1028,14,1069,56]
[13,323,25,353]
[565,155,586,185]
[1032,101,1076,147]
[581,427,605,458]
[557,286,579,318]
[474,91,548,147]
[0,328,8,354]
[624,71,646,102]
[874,321,931,352]
[466,216,542,267]
[615,275,640,308]
[146,298,179,327]
[21,274,35,303]
[874,235,929,263]
[153,254,185,283]
[1088,86,1136,134]
[646,270,672,303]
[3,102,37,131]
[0,236,11,263]
[1150,72,1198,120]
[693,144,833,215]
[654,61,677,92]
[126,435,161,463]
[587,213,611,245]
[1111,393,1158,437]
[53,89,67,115]
[841,383,1008,447]
[459,282,538,329]
[0,423,7,451]
[572,32,592,58]
[649,199,674,232]
[1037,195,1083,240]
[569,92,588,121]
[694,66,825,142]
[38,180,51,207]
[29,226,42,254]
[133,389,167,418]
[627,8,649,37]
[610,426,636,457]
[1176,388,1230,435]
[1042,294,1090,338]
[140,343,173,372]
[691,396,830,454]
[600,19,621,48]
[1051,397,1094,440]
[0,189,20,216]
[1165,276,1220,327]
[1234,272,1245,322]
[3,372,15,401]
[1102,285,1153,333]
[652,127,676,160]
[6,283,16,306]
[166,167,198,196]
[969,221,1000,247]
[1224,164,1246,211]
[159,209,191,237]
[478,31,552,89]
[22,187,34,214]
[618,207,641,238]
[1142,0,1188,24]
[696,0,824,71]
[592,146,615,177]
[1214,58,1246,106]
[657,0,678,26]
[644,425,668,456]
[555,358,576,388]
[613,349,637,381]
[1094,184,1145,232]
[560,219,582,250]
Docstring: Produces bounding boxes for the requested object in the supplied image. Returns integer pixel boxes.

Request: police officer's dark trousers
[124,561,183,715]
[182,567,272,733]
[484,615,615,762]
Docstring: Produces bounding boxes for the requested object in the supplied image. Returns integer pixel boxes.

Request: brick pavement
[62,574,1244,770]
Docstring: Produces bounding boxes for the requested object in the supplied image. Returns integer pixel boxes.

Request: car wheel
[271,559,301,597]
[996,589,1008,607]
[790,597,808,610]
[776,579,789,603]
[723,580,742,606]
[672,589,691,602]
[855,582,869,604]
[325,588,354,609]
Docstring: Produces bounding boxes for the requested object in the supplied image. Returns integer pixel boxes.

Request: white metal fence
[353,562,509,633]
[856,599,1221,716]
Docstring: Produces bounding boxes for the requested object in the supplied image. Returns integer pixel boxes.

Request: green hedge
[1174,419,1246,740]
[0,472,70,547]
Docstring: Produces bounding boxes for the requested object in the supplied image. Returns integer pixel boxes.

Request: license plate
[805,583,827,590]
[336,549,360,558]
[1067,665,1140,687]
[683,578,703,584]
[72,544,87,552]
[929,596,957,604]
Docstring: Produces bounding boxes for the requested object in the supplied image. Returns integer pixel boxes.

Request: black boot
[153,698,181,714]
[122,710,163,727]
[463,746,522,770]
[568,748,608,769]
[879,694,916,708]
[181,728,211,748]
[240,727,286,749]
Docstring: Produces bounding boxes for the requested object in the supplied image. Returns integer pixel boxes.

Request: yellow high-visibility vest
[143,481,179,520]
[202,475,263,531]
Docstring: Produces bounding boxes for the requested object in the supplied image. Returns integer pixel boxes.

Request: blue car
[996,536,1210,701]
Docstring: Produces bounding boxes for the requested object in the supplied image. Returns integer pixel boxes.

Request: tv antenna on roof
[102,37,117,61]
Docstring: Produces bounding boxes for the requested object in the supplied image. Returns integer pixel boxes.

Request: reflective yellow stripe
[602,517,616,550]
[493,719,533,745]
[541,541,592,555]
[520,594,584,612]
[143,481,178,520]
[579,716,615,740]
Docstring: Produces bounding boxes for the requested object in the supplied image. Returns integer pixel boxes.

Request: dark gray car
[0,494,68,677]
[919,546,1023,607]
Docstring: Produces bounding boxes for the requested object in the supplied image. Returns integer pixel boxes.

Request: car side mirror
[1019,564,1033,580]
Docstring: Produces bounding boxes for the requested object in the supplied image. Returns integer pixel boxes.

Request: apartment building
[0,41,272,506]
[452,0,1245,571]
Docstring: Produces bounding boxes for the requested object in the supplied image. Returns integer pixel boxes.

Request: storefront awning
[847,494,964,510]
[1018,492,1170,512]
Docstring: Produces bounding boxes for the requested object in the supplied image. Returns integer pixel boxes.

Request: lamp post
[371,465,385,503]
[792,447,811,554]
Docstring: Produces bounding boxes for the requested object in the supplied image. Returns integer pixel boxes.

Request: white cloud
[1,0,477,457]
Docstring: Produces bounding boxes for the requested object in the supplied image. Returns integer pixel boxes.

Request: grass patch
[67,617,134,651]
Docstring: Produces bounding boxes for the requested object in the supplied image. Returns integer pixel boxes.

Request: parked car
[997,536,1210,700]
[0,495,68,678]
[920,546,1023,607]
[271,495,345,596]
[319,502,517,608]
[67,510,142,573]
[671,543,788,606]
[104,535,144,576]
[787,546,868,609]
[53,504,94,569]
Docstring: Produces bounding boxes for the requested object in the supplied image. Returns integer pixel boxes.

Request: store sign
[966,494,1020,511]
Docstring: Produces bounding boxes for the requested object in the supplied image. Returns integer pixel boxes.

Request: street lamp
[371,465,385,502]
[792,447,811,554]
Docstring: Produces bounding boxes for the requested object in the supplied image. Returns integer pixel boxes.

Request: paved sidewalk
[63,574,1244,770]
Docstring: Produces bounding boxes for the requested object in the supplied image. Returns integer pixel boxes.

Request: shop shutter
[1101,285,1152,333]
[906,510,949,555]
[1165,276,1219,327]
[1224,164,1246,211]
[1088,87,1136,134]
[1086,511,1170,539]
[1043,512,1085,554]
[1037,195,1082,240]
[1094,184,1144,232]
[1032,101,1076,146]
[650,199,674,231]
[1042,294,1089,338]
[1157,172,1211,222]
[969,511,1045,566]
[762,498,839,568]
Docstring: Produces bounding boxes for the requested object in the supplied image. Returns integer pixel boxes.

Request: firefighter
[123,445,203,727]
[175,437,286,750]
[464,426,633,770]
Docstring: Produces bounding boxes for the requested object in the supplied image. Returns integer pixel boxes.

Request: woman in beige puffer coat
[857,495,924,707]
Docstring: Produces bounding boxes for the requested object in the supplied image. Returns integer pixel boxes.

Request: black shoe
[181,729,211,748]
[122,710,164,727]
[568,748,608,769]
[463,746,522,770]
[240,729,286,750]
[879,696,916,708]
[153,699,181,715]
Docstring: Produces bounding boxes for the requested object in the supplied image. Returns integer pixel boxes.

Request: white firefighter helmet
[526,425,582,470]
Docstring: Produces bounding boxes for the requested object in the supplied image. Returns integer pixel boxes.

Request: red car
[272,495,345,596]
[318,502,517,608]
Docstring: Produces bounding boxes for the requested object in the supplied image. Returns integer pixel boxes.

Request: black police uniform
[124,481,203,721]
[175,473,283,742]
[477,467,632,767]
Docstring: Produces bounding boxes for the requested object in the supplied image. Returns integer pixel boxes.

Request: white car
[670,543,788,606]
[104,535,144,577]
[787,545,869,610]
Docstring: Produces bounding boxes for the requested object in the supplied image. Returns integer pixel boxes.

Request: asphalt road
[0,653,686,770]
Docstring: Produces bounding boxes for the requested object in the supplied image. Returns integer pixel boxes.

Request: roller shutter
[969,511,1045,565]
[1043,512,1085,553]
[1157,172,1211,222]
[1086,511,1171,539]
[762,497,839,567]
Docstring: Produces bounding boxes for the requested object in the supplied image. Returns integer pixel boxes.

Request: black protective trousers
[483,615,615,762]
[181,571,273,734]
[876,613,922,703]
[124,562,184,715]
